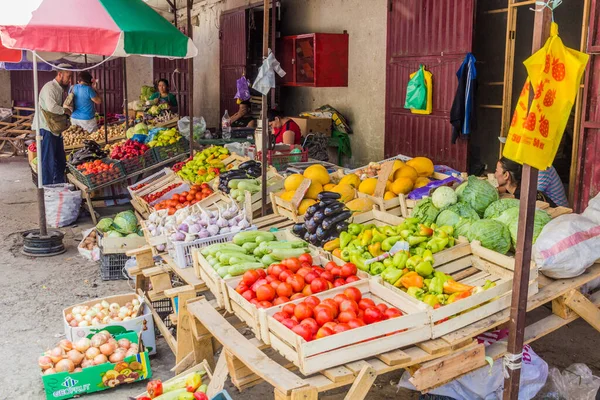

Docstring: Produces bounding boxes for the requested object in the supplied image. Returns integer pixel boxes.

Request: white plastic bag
[178,116,206,142]
[77,228,100,261]
[533,214,600,278]
[398,330,548,400]
[44,184,82,228]
[582,192,600,225]
[253,49,286,95]
[538,364,600,400]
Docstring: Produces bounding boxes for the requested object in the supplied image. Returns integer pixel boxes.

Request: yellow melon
[338,174,361,188]
[298,199,317,215]
[384,191,397,200]
[406,157,434,177]
[358,178,378,195]
[414,177,430,189]
[389,160,407,181]
[346,198,375,213]
[323,183,336,191]
[284,174,305,192]
[279,191,295,201]
[386,181,392,191]
[304,180,323,200]
[332,184,356,203]
[394,166,418,182]
[303,164,330,185]
[391,177,414,195]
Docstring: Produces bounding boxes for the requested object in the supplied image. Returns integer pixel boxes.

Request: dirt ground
[0,157,598,400]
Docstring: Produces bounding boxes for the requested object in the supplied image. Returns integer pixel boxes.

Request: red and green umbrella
[0,0,197,58]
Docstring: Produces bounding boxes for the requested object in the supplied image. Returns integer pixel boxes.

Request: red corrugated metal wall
[10,70,55,105]
[153,26,190,115]
[385,0,474,171]
[89,58,123,115]
[220,10,247,119]
[575,0,600,211]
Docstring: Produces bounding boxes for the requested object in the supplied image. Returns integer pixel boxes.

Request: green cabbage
[431,186,458,209]
[455,218,474,238]
[483,198,520,219]
[96,218,114,233]
[457,176,499,217]
[436,202,480,231]
[494,207,552,246]
[134,123,148,135]
[455,181,468,197]
[467,219,512,254]
[112,211,139,235]
[411,198,440,226]
[106,230,124,238]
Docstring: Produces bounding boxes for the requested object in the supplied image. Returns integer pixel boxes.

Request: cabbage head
[96,218,114,233]
[436,202,480,231]
[134,123,148,135]
[431,186,458,209]
[457,176,499,217]
[455,218,474,238]
[483,198,520,219]
[410,198,440,226]
[112,211,139,234]
[106,230,124,238]
[494,207,551,246]
[467,219,512,254]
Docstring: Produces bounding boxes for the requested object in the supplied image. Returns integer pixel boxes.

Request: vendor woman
[231,101,256,128]
[267,109,302,145]
[149,79,178,112]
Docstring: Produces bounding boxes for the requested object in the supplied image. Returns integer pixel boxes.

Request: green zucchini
[232,231,275,245]
[269,248,310,260]
[219,252,256,264]
[261,254,277,266]
[242,242,259,252]
[217,266,230,278]
[227,262,265,276]
[201,243,245,256]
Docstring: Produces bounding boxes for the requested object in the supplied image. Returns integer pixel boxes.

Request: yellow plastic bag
[503,23,589,170]
[411,68,433,115]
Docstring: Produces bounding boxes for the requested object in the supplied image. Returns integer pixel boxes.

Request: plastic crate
[152,136,189,161]
[68,158,125,189]
[256,149,308,171]
[116,149,158,174]
[151,298,174,331]
[99,250,129,281]
[168,226,258,269]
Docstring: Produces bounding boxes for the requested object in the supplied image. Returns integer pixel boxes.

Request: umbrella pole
[123,58,129,130]
[260,0,270,216]
[103,57,108,143]
[187,0,194,157]
[32,51,47,236]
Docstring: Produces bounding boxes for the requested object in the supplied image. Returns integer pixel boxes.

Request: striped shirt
[538,166,568,207]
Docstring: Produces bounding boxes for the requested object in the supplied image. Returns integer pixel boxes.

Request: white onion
[74,338,91,353]
[38,356,53,370]
[69,320,78,328]
[123,316,132,321]
[49,347,65,364]
[93,354,108,365]
[109,303,120,313]
[100,342,115,356]
[55,359,75,373]
[66,350,84,366]
[72,306,82,315]
[78,320,90,327]
[117,338,131,350]
[91,333,107,347]
[101,300,110,309]
[83,315,92,322]
[85,347,100,360]
[44,368,56,375]
[59,339,73,352]
[108,350,126,363]
[74,314,83,322]
[81,359,94,368]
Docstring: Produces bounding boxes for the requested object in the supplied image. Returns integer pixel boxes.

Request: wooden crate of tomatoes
[68,158,125,189]
[152,183,214,215]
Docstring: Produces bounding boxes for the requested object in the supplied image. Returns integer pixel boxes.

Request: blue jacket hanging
[450,53,477,144]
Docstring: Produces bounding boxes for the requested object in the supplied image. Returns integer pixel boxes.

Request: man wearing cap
[33,64,72,185]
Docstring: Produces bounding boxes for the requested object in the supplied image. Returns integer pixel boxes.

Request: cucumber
[238,181,261,192]
[269,248,310,260]
[217,266,229,278]
[201,243,245,256]
[230,255,259,265]
[207,256,219,267]
[242,242,259,252]
[218,252,256,264]
[255,234,274,244]
[211,262,222,271]
[227,262,265,276]
[232,231,275,245]
[261,254,277,266]
[262,241,308,249]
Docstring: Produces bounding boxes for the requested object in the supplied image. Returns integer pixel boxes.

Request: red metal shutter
[90,58,123,115]
[10,70,55,106]
[574,0,600,211]
[153,27,190,116]
[220,10,247,119]
[384,0,474,171]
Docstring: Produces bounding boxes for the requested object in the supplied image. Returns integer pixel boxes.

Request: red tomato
[256,285,276,302]
[300,318,319,334]
[300,261,312,270]
[250,299,260,306]
[385,308,403,319]
[235,283,248,294]
[286,274,305,293]
[304,272,318,284]
[282,258,301,272]
[147,380,163,398]
[333,278,347,287]
[309,278,328,294]
[297,267,312,277]
[320,271,334,283]
[292,324,313,341]
[265,275,277,283]
[376,303,388,314]
[343,287,362,303]
[338,310,357,323]
[348,318,366,329]
[333,323,351,334]
[321,299,339,317]
[279,270,293,283]
[302,285,313,296]
[269,264,285,278]
[316,326,334,339]
[358,298,376,311]
[273,296,289,306]
[281,318,298,329]
[331,266,342,277]
[251,278,268,292]
[282,303,296,316]
[269,280,282,290]
[339,300,359,314]
[304,296,321,308]
[322,321,338,331]
[345,275,360,283]
[294,303,313,321]
[325,261,337,272]
[363,307,384,324]
[256,269,266,279]
[242,290,256,301]
[257,301,273,309]
[333,294,349,305]
[312,267,323,276]
[298,253,313,265]
[276,282,293,298]
[290,293,305,301]
[315,307,335,326]
[341,263,358,278]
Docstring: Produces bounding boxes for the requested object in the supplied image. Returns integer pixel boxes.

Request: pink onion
[125,349,137,358]
[81,359,94,368]
[69,320,78,327]
[85,347,100,360]
[93,354,108,365]
[74,338,91,353]
[55,359,75,373]
[38,356,53,371]
[73,367,82,373]
[49,347,65,364]
[59,339,73,352]
[100,342,115,356]
[44,368,56,375]
[108,350,126,363]
[117,338,131,350]
[65,314,74,323]
[66,350,84,366]
[91,333,107,347]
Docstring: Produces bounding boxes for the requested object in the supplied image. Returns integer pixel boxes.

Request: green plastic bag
[404,65,427,110]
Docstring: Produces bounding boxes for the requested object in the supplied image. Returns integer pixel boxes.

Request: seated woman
[495,157,567,207]
[267,109,302,145]
[149,79,178,113]
[231,101,256,128]
[71,71,102,132]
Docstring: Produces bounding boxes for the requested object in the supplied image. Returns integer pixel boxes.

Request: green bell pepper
[381,236,402,251]
[422,249,434,264]
[350,253,369,272]
[427,237,449,253]
[400,229,412,239]
[392,251,409,269]
[371,231,387,244]
[415,261,434,277]
[369,261,385,276]
[406,255,422,270]
[360,229,373,247]
[381,267,403,285]
[340,248,351,262]
[407,286,425,300]
[407,235,428,246]
[347,223,362,236]
[483,280,496,290]
[340,231,353,249]
[381,226,397,237]
[383,257,395,269]
[437,225,454,236]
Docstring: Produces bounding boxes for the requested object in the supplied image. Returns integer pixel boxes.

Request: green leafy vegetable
[457,176,499,217]
[494,207,551,246]
[112,211,139,235]
[467,219,512,254]
[96,218,114,233]
[431,186,458,209]
[436,202,480,228]
[410,198,440,226]
[483,198,520,219]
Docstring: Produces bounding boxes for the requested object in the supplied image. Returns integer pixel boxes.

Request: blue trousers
[40,129,66,185]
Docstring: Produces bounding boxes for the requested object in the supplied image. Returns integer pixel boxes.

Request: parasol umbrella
[0,0,198,247]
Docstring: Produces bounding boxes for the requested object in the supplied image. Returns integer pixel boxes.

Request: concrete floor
[0,157,598,400]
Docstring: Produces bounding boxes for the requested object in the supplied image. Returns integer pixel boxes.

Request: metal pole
[102,57,108,143]
[187,0,194,157]
[32,51,47,236]
[123,58,129,130]
[503,6,552,400]
[172,1,182,119]
[270,0,277,108]
[260,0,270,216]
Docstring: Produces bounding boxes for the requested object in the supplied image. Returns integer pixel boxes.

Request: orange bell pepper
[447,291,472,304]
[443,279,474,294]
[400,271,424,289]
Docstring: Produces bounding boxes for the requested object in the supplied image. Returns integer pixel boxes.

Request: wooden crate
[127,167,174,198]
[258,279,431,375]
[221,255,368,341]
[380,241,538,338]
[133,173,186,216]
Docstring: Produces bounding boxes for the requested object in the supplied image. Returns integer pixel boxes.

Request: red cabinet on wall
[278,33,349,87]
